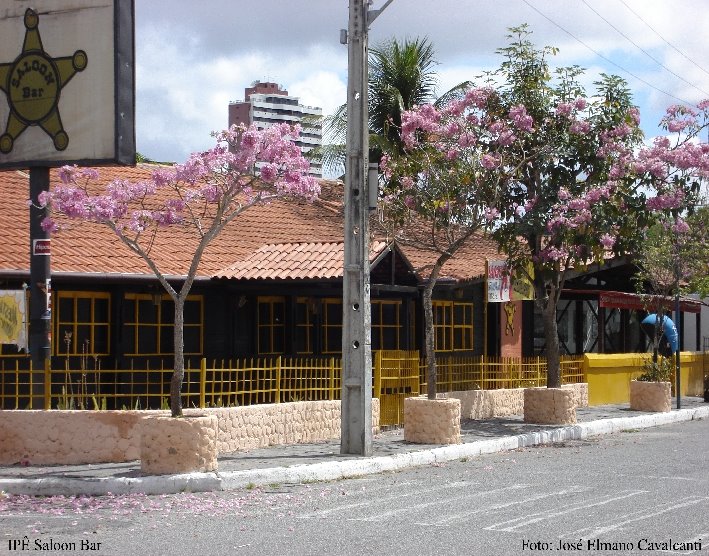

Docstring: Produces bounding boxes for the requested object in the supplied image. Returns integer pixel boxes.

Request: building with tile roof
[0,164,503,376]
[1,164,704,406]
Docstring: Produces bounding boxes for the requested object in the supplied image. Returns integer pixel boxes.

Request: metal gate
[374,350,419,426]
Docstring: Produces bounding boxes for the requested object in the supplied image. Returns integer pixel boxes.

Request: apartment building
[229,81,323,178]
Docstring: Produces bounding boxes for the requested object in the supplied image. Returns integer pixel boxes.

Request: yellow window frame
[432,301,473,352]
[371,299,402,350]
[123,293,203,356]
[321,298,343,354]
[257,296,285,355]
[55,291,111,356]
[295,297,314,355]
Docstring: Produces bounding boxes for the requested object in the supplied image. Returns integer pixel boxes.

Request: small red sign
[33,239,51,256]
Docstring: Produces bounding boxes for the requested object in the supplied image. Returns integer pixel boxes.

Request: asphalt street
[2,417,708,555]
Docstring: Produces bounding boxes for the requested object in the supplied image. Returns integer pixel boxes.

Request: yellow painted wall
[585,352,707,406]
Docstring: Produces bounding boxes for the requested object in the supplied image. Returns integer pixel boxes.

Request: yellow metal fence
[424,355,586,393]
[1,353,588,426]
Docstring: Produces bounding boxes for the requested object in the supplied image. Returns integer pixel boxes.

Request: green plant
[637,356,674,382]
[56,386,75,410]
[91,395,107,411]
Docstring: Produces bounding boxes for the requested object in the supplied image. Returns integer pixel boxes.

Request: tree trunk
[423,260,446,400]
[169,296,186,417]
[423,278,436,400]
[542,300,561,388]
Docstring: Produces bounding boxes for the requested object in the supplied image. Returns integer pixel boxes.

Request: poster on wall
[0,290,28,351]
[487,260,534,303]
[0,0,135,168]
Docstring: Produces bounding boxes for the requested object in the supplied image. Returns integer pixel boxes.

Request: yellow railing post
[329,357,336,400]
[373,350,382,400]
[44,358,51,410]
[275,356,282,403]
[199,358,207,409]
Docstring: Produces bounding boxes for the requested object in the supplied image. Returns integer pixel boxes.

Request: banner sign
[0,1,135,168]
[0,290,28,351]
[487,260,510,303]
[487,260,534,303]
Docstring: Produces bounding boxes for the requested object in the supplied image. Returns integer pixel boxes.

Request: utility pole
[29,167,51,409]
[340,0,393,456]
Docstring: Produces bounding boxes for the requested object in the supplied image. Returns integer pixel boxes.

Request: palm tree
[318,37,467,176]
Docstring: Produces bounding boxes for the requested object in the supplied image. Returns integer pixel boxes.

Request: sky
[135,0,709,173]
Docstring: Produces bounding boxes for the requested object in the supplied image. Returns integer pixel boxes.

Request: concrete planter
[629,381,671,413]
[404,396,461,445]
[523,387,577,425]
[140,414,218,475]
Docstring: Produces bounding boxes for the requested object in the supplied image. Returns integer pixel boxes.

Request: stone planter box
[404,396,461,445]
[140,414,218,475]
[629,381,671,412]
[523,387,576,425]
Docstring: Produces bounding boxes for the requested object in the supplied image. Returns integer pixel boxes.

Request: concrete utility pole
[340,0,393,456]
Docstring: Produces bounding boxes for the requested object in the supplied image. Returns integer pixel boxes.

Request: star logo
[0,8,87,154]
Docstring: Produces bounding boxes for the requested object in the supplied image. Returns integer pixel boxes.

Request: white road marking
[573,497,709,538]
[297,480,477,518]
[348,484,533,522]
[419,485,593,527]
[484,490,647,532]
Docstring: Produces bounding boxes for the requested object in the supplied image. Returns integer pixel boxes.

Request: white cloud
[133,0,709,164]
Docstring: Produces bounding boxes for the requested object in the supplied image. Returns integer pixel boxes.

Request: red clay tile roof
[0,165,502,283]
[216,241,389,280]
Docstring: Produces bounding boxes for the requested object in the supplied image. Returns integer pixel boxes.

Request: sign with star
[0,1,135,168]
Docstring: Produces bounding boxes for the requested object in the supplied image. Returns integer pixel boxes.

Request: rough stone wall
[0,399,381,465]
[449,389,524,420]
[562,383,589,408]
[523,387,577,425]
[0,410,144,465]
[629,381,671,412]
[140,415,218,475]
[404,396,461,445]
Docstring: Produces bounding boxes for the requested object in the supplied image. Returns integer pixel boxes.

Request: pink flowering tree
[384,26,652,391]
[632,101,709,344]
[39,123,319,416]
[380,88,543,399]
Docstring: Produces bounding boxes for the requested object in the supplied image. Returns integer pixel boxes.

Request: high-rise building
[229,81,322,178]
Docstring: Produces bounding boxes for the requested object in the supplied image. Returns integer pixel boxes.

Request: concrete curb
[2,406,707,496]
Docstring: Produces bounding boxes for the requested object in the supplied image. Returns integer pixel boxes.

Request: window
[257,296,285,354]
[123,294,203,355]
[432,301,473,352]
[321,298,342,354]
[55,291,111,356]
[371,300,402,350]
[295,298,314,354]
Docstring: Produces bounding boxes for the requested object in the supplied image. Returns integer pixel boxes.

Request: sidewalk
[1,397,707,497]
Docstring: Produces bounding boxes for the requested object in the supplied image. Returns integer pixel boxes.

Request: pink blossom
[573,98,587,111]
[485,207,500,221]
[569,120,591,135]
[509,104,534,132]
[671,218,690,234]
[464,87,493,109]
[555,102,573,117]
[481,154,500,169]
[458,132,477,148]
[599,234,615,249]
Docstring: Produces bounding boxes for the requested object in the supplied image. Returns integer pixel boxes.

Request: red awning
[598,291,701,314]
[563,289,702,314]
